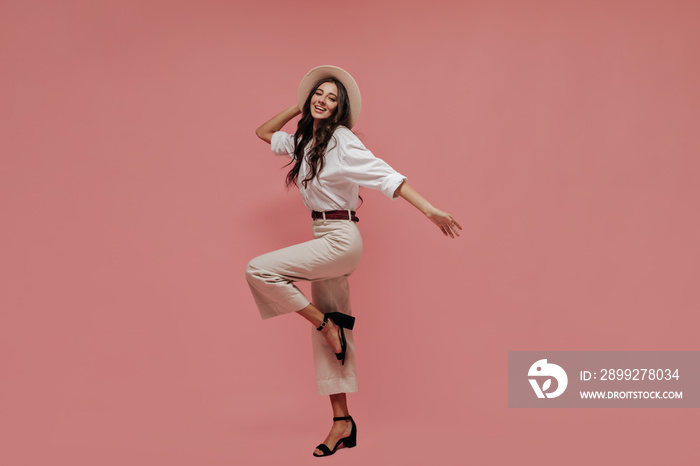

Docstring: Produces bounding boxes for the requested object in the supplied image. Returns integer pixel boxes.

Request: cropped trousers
[245,219,363,395]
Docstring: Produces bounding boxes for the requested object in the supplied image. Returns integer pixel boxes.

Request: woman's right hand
[255,104,302,144]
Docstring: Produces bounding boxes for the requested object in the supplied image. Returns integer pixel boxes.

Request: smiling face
[309,81,339,122]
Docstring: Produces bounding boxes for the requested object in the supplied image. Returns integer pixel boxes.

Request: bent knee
[245,259,261,283]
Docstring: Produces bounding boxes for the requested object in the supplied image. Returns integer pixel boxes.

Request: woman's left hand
[426,208,462,238]
[394,182,463,238]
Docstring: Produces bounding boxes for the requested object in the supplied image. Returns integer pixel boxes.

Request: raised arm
[394,182,462,238]
[255,104,301,144]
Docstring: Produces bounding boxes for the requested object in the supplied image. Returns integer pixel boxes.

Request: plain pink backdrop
[1,1,699,465]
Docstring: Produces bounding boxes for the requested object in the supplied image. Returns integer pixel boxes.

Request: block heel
[315,312,355,365]
[312,416,357,457]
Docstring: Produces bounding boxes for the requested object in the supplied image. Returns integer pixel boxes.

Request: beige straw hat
[297,65,362,129]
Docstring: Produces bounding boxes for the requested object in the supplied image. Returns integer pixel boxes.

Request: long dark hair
[285,78,351,189]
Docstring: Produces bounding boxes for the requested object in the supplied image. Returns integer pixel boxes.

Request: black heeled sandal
[316,312,355,365]
[312,415,357,457]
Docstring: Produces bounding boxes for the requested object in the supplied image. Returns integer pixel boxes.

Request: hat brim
[298,65,361,129]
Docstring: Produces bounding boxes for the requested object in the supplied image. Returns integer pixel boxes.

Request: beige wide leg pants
[245,219,363,395]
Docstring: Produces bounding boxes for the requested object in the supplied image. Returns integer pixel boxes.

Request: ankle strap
[333,416,352,421]
[316,314,329,331]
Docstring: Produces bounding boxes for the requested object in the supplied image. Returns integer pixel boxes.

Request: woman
[246,65,461,457]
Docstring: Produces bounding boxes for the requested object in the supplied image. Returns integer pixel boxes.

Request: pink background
[2,1,699,464]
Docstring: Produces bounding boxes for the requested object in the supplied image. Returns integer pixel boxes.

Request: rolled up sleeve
[270,131,295,158]
[339,135,407,199]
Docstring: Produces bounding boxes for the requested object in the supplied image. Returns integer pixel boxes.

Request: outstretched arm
[394,182,462,238]
[255,104,301,144]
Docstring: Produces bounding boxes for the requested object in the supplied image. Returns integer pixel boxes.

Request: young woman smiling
[246,65,461,457]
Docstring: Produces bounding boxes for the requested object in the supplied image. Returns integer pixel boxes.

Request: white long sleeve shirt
[271,126,406,212]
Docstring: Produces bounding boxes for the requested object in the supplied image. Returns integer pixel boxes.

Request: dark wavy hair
[285,78,351,189]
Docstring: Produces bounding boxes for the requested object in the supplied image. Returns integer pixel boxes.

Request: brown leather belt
[311,210,359,222]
